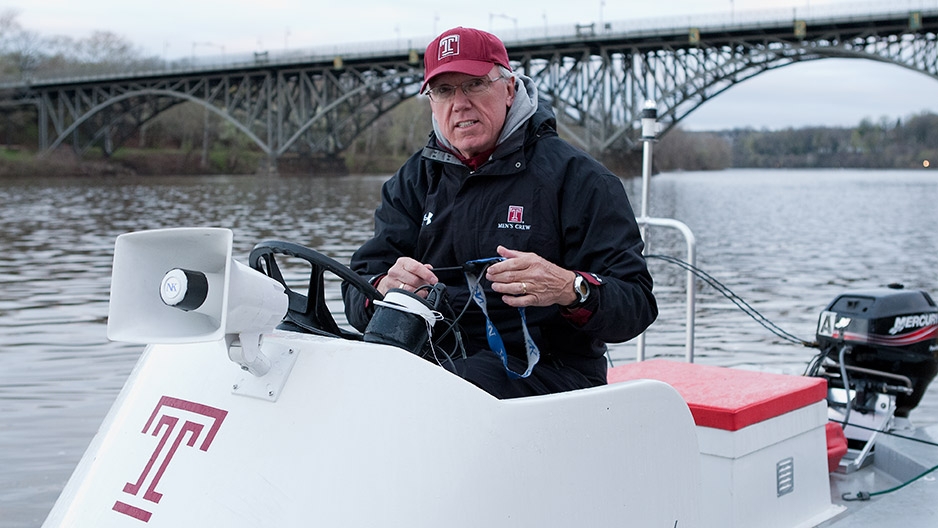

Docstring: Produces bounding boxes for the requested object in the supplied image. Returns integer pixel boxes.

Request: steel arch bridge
[2,5,936,165]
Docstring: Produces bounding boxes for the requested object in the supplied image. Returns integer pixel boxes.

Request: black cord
[828,419,938,449]
[646,254,816,348]
[803,351,825,376]
[431,283,474,356]
[425,261,500,364]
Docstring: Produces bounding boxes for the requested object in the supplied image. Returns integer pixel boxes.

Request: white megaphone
[107,228,289,380]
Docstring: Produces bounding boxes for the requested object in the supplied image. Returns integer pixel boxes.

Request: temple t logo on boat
[112,396,228,523]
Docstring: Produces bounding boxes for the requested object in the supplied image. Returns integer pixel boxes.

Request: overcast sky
[5,0,938,130]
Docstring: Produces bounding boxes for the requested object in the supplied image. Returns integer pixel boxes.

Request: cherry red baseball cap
[422,27,512,93]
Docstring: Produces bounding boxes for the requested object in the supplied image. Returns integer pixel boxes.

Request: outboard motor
[814,285,938,419]
[811,285,938,471]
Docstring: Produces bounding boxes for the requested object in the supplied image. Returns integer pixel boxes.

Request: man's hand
[485,246,578,307]
[376,257,438,297]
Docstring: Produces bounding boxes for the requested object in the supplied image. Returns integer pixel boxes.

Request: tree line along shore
[2,103,935,178]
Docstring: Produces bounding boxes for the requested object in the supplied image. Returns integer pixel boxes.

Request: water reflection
[1,169,936,527]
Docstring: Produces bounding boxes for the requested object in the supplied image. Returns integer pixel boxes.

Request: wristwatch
[568,272,590,307]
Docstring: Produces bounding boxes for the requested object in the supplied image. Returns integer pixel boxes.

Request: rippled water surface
[1,169,937,526]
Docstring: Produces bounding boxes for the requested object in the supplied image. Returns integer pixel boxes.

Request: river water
[1,169,937,526]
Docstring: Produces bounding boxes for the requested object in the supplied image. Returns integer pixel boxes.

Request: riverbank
[0,146,276,178]
[0,147,361,178]
[0,148,133,178]
[0,146,648,178]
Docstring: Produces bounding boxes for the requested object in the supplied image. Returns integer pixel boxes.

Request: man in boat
[343,27,656,398]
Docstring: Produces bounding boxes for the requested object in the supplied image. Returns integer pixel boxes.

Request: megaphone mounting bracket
[227,333,272,376]
[228,333,299,402]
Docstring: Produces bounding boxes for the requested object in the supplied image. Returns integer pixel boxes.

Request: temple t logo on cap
[439,35,460,60]
[422,27,511,93]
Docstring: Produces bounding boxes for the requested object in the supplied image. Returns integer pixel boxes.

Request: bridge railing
[2,0,934,89]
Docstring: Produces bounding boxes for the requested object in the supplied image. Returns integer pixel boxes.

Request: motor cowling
[816,285,938,417]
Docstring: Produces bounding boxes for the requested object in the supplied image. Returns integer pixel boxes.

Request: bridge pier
[257,156,278,177]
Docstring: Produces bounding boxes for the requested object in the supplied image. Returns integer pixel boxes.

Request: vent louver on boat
[776,457,794,497]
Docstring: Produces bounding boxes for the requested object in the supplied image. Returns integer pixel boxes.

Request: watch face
[575,274,589,301]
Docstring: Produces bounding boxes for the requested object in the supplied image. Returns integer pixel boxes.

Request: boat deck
[823,423,938,526]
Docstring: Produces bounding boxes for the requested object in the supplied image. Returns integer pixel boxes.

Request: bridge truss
[5,7,937,164]
[522,8,938,152]
[23,53,425,161]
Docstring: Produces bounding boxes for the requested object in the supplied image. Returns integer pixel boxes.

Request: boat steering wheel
[249,240,381,340]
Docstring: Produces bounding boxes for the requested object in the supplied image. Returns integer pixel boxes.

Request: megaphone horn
[107,227,287,345]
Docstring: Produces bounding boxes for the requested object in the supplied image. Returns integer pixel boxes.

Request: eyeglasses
[425,76,508,103]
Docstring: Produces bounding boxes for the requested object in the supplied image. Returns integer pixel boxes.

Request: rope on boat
[842,462,938,501]
[830,419,938,501]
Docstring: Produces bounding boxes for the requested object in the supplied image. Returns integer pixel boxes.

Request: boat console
[42,228,704,527]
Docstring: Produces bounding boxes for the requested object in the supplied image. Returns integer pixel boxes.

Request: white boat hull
[43,332,703,527]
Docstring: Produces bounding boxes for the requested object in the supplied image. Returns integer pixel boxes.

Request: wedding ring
[522,282,527,295]
[399,282,406,289]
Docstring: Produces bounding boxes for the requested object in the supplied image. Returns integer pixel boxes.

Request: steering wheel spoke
[249,241,381,340]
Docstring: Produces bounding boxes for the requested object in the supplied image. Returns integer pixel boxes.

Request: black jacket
[343,101,656,382]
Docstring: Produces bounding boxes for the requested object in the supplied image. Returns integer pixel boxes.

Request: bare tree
[7,28,44,79]
[0,9,21,47]
[77,31,140,65]
[0,9,45,79]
